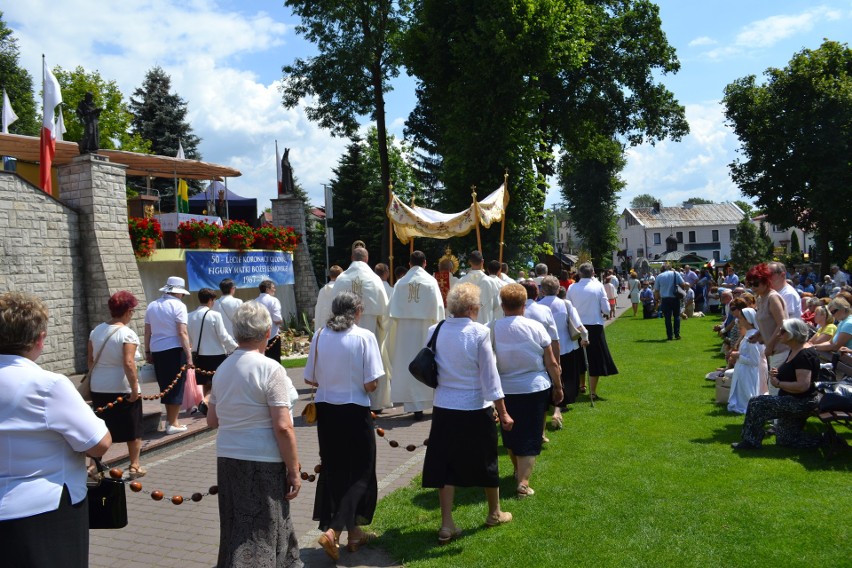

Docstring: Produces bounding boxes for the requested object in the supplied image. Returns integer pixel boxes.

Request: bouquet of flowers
[128,217,163,258]
[254,226,301,252]
[177,220,221,249]
[221,220,256,251]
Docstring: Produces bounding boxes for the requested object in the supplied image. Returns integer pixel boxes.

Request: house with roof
[750,214,815,259]
[614,202,745,268]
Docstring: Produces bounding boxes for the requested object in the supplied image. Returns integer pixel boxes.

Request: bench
[815,352,852,458]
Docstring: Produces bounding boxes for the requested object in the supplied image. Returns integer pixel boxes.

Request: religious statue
[280,148,295,195]
[76,92,101,154]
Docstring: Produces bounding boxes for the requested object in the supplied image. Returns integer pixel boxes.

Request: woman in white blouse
[304,292,383,561]
[493,284,562,498]
[422,283,514,545]
[207,302,302,568]
[188,287,237,414]
[0,292,111,567]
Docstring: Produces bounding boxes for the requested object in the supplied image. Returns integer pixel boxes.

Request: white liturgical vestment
[457,269,501,324]
[331,261,391,409]
[314,280,336,330]
[387,266,445,412]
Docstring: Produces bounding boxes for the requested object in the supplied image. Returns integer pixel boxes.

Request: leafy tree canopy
[730,215,771,270]
[723,39,852,273]
[683,197,714,205]
[0,12,38,135]
[53,65,150,152]
[734,199,755,218]
[630,193,659,208]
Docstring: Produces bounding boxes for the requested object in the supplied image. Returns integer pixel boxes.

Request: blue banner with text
[185,251,294,290]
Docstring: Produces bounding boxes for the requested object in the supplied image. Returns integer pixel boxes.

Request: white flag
[2,89,18,133]
[176,141,185,160]
[55,107,66,141]
[42,59,62,133]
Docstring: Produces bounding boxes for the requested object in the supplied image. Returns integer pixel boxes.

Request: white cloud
[689,36,717,47]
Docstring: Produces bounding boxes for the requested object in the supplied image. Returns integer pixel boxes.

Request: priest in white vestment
[388,251,445,418]
[457,250,501,324]
[332,247,392,411]
[314,265,342,330]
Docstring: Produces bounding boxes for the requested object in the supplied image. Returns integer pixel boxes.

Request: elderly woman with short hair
[0,292,111,567]
[304,292,383,561]
[207,301,302,568]
[422,283,514,545]
[732,318,823,450]
[494,284,562,497]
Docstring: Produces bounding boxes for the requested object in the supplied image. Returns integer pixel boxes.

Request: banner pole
[471,185,482,253]
[499,169,508,265]
[387,183,395,284]
[409,195,415,255]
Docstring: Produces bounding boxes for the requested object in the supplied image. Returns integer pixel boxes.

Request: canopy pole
[388,182,395,285]
[409,195,415,255]
[471,185,482,253]
[223,178,230,222]
[499,169,508,266]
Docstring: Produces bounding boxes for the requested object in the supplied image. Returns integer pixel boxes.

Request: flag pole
[387,182,395,284]
[471,185,482,253]
[499,169,509,265]
[409,194,415,255]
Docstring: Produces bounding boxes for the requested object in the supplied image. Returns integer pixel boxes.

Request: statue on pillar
[76,92,101,155]
[280,148,295,195]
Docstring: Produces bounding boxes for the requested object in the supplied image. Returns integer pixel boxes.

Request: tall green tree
[730,216,770,273]
[559,135,624,264]
[327,137,371,268]
[0,12,37,135]
[281,0,410,266]
[723,39,852,275]
[684,197,714,205]
[53,66,149,152]
[128,66,202,209]
[629,193,659,208]
[734,200,755,218]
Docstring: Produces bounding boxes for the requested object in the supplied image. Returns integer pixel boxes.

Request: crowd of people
[3,246,849,566]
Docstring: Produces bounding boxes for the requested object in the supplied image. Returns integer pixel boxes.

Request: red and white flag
[275,140,283,195]
[40,58,63,194]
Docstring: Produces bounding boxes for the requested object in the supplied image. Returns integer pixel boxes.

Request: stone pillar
[271,195,318,319]
[58,154,148,336]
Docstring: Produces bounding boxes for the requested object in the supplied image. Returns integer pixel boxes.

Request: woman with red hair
[88,290,146,478]
[745,263,788,392]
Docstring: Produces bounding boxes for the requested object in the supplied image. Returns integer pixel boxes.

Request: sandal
[579,386,587,394]
[346,531,377,553]
[318,529,339,561]
[128,466,147,480]
[437,526,462,545]
[517,484,535,498]
[485,511,513,527]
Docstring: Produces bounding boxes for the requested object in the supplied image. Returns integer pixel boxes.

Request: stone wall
[272,195,318,319]
[0,172,89,373]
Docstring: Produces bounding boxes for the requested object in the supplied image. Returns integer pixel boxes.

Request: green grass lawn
[370,312,851,567]
[282,356,308,369]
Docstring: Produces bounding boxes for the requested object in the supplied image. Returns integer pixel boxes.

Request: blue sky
[5,1,852,214]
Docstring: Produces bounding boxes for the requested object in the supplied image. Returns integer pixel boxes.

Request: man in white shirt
[458,250,502,324]
[213,278,242,336]
[388,251,445,420]
[375,263,394,299]
[831,265,849,286]
[769,261,802,319]
[532,263,548,287]
[314,265,342,330]
[487,260,508,290]
[256,280,284,363]
[499,262,516,285]
[332,246,391,411]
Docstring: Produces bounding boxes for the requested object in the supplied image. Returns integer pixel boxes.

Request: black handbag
[409,320,445,389]
[87,458,128,529]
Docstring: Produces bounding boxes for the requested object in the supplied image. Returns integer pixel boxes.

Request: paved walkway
[90,290,631,567]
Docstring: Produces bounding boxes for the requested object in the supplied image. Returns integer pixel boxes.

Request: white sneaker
[165,424,188,435]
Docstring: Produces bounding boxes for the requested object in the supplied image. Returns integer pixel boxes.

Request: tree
[281,0,410,266]
[0,13,38,136]
[730,215,770,270]
[630,194,659,208]
[723,39,852,276]
[128,66,202,209]
[326,137,371,268]
[683,197,714,205]
[790,230,801,255]
[734,200,755,218]
[559,135,624,265]
[758,221,774,259]
[53,66,149,152]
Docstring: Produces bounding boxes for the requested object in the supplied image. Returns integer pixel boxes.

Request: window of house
[637,248,644,257]
[712,229,719,241]
[772,224,784,233]
[676,231,683,243]
[730,229,736,240]
[713,251,720,261]
[688,231,696,243]
[653,233,661,245]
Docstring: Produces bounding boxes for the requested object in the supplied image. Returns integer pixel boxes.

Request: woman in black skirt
[422,283,514,545]
[89,291,146,478]
[304,292,384,561]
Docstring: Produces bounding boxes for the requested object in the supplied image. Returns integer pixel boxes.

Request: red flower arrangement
[177,220,221,249]
[128,217,163,258]
[254,226,301,252]
[221,220,256,251]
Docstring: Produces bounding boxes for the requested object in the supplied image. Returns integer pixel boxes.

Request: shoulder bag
[87,457,128,529]
[301,329,320,424]
[409,320,446,389]
[673,273,686,300]
[79,325,122,400]
[563,300,582,341]
[191,309,210,361]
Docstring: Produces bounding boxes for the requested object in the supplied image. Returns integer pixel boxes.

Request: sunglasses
[830,308,840,316]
